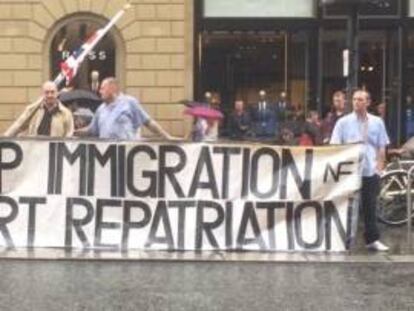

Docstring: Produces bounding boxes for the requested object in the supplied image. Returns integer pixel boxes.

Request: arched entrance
[45,14,125,90]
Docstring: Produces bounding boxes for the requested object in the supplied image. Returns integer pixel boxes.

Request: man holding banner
[75,77,175,140]
[330,89,390,252]
[4,81,74,137]
[4,4,131,138]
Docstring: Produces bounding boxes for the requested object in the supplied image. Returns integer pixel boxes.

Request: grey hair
[102,77,119,87]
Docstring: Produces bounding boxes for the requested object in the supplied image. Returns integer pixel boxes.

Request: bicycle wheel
[378,170,410,226]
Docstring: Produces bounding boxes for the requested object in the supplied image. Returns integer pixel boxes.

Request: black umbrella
[59,89,102,111]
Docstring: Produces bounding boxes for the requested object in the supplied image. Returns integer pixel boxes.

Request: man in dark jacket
[322,90,346,143]
[228,99,251,140]
[251,90,277,140]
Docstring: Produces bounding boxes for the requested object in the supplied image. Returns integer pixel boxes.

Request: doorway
[200,30,311,135]
[320,28,401,143]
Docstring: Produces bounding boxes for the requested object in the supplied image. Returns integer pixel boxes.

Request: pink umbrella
[178,100,205,108]
[184,105,223,120]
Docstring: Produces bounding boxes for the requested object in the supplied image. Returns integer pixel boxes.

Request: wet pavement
[0,223,412,311]
[355,220,412,256]
[0,219,412,262]
[0,260,413,311]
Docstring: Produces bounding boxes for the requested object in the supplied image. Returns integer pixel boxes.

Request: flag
[55,3,131,87]
[4,3,131,137]
[59,29,103,84]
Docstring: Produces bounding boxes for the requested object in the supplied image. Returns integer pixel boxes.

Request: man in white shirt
[330,89,390,252]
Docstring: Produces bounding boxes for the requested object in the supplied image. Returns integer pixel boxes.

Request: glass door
[201,31,287,112]
[319,29,347,116]
[200,30,310,136]
[358,30,401,144]
[320,28,402,144]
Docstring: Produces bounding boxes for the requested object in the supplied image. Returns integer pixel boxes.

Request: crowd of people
[3,79,388,148]
[226,90,346,146]
[224,89,390,147]
[4,79,391,252]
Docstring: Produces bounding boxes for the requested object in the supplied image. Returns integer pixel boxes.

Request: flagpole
[55,2,132,88]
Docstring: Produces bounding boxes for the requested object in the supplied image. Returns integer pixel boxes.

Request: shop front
[196,0,412,144]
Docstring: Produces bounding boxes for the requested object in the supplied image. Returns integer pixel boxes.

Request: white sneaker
[366,240,389,252]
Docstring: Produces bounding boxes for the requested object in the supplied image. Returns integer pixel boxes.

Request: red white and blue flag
[59,30,103,84]
[55,3,131,87]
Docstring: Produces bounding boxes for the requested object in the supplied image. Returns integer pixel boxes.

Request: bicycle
[377,153,414,226]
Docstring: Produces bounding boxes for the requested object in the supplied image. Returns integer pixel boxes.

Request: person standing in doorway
[228,99,251,140]
[322,90,347,143]
[275,91,291,123]
[252,89,276,140]
[90,70,100,94]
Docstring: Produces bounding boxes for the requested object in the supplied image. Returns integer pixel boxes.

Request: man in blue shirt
[76,77,174,140]
[330,89,390,251]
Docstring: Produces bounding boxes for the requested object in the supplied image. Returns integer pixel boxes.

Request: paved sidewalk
[0,221,412,263]
[1,259,413,311]
[1,248,414,263]
[0,223,411,311]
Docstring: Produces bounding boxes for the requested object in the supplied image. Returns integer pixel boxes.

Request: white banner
[0,139,362,251]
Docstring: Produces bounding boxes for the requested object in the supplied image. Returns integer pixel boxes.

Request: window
[200,30,311,114]
[410,0,414,17]
[203,0,316,18]
[50,18,116,90]
[323,0,401,18]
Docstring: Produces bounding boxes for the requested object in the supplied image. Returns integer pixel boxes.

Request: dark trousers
[361,175,380,244]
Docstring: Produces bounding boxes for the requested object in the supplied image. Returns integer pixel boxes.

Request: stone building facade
[0,0,193,136]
